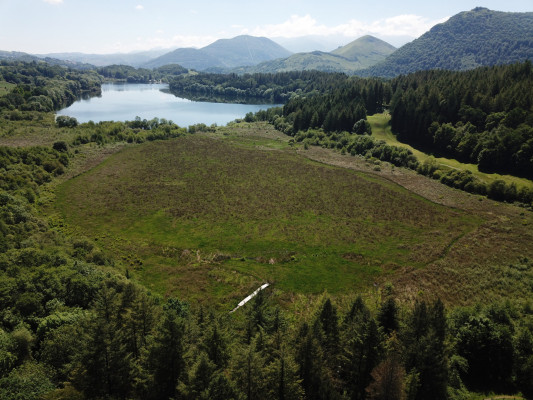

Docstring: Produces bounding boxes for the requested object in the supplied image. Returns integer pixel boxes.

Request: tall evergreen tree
[377,298,399,336]
[147,308,186,400]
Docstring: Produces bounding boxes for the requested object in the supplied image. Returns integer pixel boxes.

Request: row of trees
[169,70,351,103]
[252,107,418,169]
[97,64,188,83]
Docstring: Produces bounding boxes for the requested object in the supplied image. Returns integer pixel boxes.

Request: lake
[57,83,281,126]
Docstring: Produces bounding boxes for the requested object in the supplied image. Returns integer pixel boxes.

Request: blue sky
[0,0,531,54]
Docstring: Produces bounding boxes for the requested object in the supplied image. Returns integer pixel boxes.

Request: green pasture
[55,134,481,306]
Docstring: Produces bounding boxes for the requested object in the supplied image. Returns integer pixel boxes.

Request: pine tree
[72,286,132,399]
[147,308,186,400]
[377,298,399,336]
[366,334,404,400]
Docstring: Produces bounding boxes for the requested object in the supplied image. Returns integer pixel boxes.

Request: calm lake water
[57,83,281,126]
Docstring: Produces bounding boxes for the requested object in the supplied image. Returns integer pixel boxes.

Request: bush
[52,141,68,152]
[56,115,78,128]
[488,180,508,201]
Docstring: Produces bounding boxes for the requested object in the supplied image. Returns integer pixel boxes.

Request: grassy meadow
[0,81,16,96]
[55,130,497,309]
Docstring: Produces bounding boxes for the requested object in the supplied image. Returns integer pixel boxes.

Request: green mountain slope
[233,35,395,74]
[236,51,363,74]
[202,35,292,67]
[143,35,292,70]
[34,49,171,67]
[331,35,396,63]
[360,8,533,78]
[143,48,221,70]
[0,50,95,70]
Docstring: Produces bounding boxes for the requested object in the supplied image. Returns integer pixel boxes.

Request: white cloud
[43,0,63,4]
[99,13,449,54]
[245,15,330,38]
[365,15,449,38]
[246,14,448,40]
[135,5,144,11]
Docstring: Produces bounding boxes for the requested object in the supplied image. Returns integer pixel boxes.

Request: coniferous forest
[1,45,533,400]
[389,62,533,179]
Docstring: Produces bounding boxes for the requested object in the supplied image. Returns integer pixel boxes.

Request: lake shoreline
[57,83,281,126]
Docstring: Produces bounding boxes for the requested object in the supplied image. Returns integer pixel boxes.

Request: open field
[54,125,533,309]
[368,113,533,190]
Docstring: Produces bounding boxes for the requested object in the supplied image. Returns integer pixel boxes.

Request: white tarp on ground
[230,283,270,313]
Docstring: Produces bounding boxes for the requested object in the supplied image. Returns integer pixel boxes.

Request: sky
[0,0,531,54]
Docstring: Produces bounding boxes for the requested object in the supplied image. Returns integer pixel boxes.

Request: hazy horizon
[0,0,531,55]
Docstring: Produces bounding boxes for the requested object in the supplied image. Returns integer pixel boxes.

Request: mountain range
[234,35,396,74]
[0,50,95,70]
[33,49,171,68]
[142,35,292,70]
[1,8,533,78]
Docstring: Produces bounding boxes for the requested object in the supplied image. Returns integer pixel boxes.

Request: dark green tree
[147,308,187,400]
[377,297,399,336]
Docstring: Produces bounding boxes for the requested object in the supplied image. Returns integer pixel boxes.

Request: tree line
[2,258,533,400]
[97,64,188,83]
[168,70,350,103]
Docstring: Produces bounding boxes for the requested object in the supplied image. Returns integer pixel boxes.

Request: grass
[368,113,533,190]
[0,81,16,96]
[55,134,482,308]
[0,113,63,144]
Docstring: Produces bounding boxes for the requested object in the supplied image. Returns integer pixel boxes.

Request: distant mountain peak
[232,35,395,75]
[331,35,396,62]
[143,35,291,70]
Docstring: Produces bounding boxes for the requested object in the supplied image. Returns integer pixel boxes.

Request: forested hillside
[168,70,349,103]
[390,61,533,179]
[96,64,188,83]
[360,8,533,77]
[331,36,396,63]
[236,51,365,75]
[0,61,101,113]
